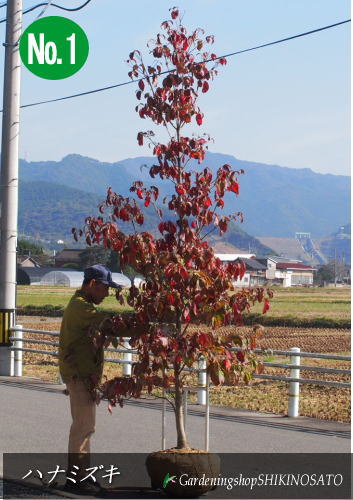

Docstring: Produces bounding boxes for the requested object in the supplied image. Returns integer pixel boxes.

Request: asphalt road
[0,377,350,458]
[0,377,350,498]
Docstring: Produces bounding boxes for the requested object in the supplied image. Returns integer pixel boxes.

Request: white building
[264,257,315,287]
[215,253,256,263]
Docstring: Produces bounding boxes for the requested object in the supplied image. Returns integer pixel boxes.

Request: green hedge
[16,305,350,329]
[18,304,65,317]
[243,313,350,329]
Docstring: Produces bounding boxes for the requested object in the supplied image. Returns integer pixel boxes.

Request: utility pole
[0,0,22,375]
[334,248,337,287]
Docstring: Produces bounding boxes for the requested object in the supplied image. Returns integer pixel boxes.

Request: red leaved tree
[79,8,271,450]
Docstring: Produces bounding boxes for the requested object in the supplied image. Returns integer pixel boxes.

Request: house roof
[55,249,82,262]
[215,253,256,261]
[17,256,40,267]
[267,256,301,263]
[276,262,315,271]
[236,258,267,271]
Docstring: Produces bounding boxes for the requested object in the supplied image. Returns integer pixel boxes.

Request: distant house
[262,257,315,287]
[233,258,267,287]
[215,253,256,264]
[17,256,41,268]
[54,249,82,267]
[275,262,315,287]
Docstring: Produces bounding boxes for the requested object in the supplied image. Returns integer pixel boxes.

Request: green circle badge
[19,16,89,79]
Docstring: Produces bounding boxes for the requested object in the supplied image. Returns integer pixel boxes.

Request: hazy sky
[0,0,350,175]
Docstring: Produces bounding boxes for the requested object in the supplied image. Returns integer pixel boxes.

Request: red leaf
[136,189,143,199]
[228,182,239,194]
[198,333,209,346]
[263,299,270,314]
[167,293,175,305]
[176,185,185,195]
[196,113,203,126]
[191,221,197,229]
[204,197,211,208]
[202,81,209,93]
[138,80,145,91]
[219,57,227,65]
[137,132,144,146]
[144,197,151,207]
[171,8,179,19]
[236,351,245,363]
[224,359,232,371]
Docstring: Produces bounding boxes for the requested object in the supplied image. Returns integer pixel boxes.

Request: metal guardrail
[9,325,351,417]
[8,324,351,451]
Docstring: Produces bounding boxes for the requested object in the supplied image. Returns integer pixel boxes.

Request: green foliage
[62,262,80,270]
[121,264,144,285]
[78,246,121,271]
[18,181,104,241]
[243,313,350,329]
[20,304,65,316]
[314,261,349,285]
[17,239,43,255]
[79,247,111,269]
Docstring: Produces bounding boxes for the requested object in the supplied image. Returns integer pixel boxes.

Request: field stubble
[18,316,351,423]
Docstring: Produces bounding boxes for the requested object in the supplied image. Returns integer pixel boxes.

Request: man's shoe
[64,478,105,496]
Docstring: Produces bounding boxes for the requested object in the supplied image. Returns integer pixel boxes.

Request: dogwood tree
[77,7,271,449]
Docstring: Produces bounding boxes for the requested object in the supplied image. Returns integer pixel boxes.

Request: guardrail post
[183,389,188,432]
[198,357,206,405]
[14,325,23,377]
[161,388,166,451]
[0,312,13,375]
[288,347,300,417]
[205,373,210,451]
[122,338,132,376]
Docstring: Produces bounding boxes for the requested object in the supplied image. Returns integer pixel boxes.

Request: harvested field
[17,316,351,423]
[17,286,351,325]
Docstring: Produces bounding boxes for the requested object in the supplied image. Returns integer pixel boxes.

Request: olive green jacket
[59,290,108,383]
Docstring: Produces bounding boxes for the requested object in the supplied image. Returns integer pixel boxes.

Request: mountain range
[17,152,350,242]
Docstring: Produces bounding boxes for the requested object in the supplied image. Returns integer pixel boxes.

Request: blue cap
[83,264,119,288]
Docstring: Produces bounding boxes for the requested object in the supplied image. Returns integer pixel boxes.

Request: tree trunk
[174,378,189,449]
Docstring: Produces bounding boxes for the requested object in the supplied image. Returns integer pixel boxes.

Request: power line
[23,0,92,15]
[218,19,351,59]
[0,0,92,23]
[4,18,352,112]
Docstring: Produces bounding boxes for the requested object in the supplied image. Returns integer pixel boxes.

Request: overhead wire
[23,0,92,15]
[215,19,350,59]
[12,18,350,113]
[0,0,92,23]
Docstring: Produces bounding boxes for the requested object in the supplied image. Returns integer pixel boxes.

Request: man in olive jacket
[59,264,143,493]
